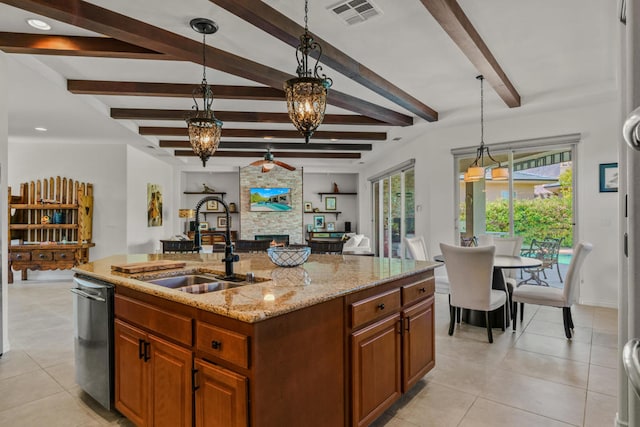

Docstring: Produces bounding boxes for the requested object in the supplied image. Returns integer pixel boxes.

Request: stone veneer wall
[239,166,303,244]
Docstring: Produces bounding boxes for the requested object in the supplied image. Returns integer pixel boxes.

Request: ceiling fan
[249,149,296,173]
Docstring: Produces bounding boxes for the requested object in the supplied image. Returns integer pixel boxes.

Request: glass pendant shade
[284,77,330,143]
[491,167,509,180]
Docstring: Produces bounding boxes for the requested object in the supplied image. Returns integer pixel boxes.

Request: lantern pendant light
[465,75,509,181]
[186,18,223,167]
[284,0,333,143]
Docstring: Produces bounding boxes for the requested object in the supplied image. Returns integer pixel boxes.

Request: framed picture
[199,221,209,230]
[147,183,163,227]
[325,196,337,211]
[313,215,325,230]
[206,200,218,211]
[599,162,618,193]
[304,201,313,212]
[217,216,229,228]
[326,222,335,231]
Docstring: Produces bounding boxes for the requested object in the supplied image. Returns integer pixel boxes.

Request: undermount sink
[146,274,244,294]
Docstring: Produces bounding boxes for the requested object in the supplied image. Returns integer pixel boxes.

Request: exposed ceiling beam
[3,0,413,126]
[159,141,373,151]
[140,127,386,140]
[174,150,361,159]
[112,108,386,126]
[209,0,438,122]
[0,32,176,59]
[68,80,285,100]
[418,0,520,107]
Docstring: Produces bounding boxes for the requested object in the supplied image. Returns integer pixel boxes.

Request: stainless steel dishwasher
[71,275,114,410]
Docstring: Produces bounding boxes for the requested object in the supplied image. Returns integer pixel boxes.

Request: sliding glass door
[371,163,415,258]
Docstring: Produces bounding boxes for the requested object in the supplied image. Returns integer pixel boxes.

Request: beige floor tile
[514,331,591,363]
[426,353,499,396]
[67,386,128,425]
[524,318,592,344]
[480,370,586,426]
[591,329,617,348]
[534,305,594,328]
[588,364,617,397]
[590,344,617,369]
[0,369,64,412]
[0,391,97,427]
[46,360,77,390]
[593,308,617,332]
[392,382,476,427]
[502,348,589,388]
[459,397,573,426]
[584,391,617,427]
[0,349,40,380]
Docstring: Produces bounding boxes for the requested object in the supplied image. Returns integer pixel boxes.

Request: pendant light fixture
[465,75,509,181]
[284,0,332,143]
[186,18,223,167]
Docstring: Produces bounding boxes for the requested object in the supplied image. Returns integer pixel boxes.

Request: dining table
[434,254,542,328]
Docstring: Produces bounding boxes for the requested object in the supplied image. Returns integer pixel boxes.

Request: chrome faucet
[194,196,239,279]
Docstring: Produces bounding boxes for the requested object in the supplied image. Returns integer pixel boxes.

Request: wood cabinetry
[8,177,94,283]
[195,359,248,427]
[348,274,435,427]
[187,230,238,245]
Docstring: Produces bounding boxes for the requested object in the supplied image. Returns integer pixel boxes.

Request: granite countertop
[74,253,439,323]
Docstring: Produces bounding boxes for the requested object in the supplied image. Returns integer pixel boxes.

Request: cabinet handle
[211,340,222,350]
[60,253,67,259]
[192,369,200,392]
[138,339,145,360]
[16,255,22,260]
[405,317,411,332]
[419,287,426,293]
[39,254,46,259]
[377,303,385,310]
[143,341,151,361]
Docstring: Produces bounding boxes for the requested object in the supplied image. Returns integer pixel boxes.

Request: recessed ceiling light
[35,127,47,132]
[27,19,51,31]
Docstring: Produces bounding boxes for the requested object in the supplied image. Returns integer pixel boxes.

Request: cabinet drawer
[53,250,74,261]
[196,322,249,369]
[402,278,435,306]
[9,251,30,261]
[351,289,401,329]
[32,250,53,261]
[115,295,192,346]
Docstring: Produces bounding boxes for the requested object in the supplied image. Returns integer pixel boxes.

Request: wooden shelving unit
[317,192,356,202]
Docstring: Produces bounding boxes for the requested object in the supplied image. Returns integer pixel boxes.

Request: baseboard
[578,297,618,309]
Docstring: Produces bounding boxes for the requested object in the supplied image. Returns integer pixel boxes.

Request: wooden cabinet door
[114,320,149,427]
[148,335,193,427]
[195,359,248,427]
[402,297,435,392]
[351,314,401,427]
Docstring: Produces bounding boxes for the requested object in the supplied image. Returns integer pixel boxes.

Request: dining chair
[512,242,593,339]
[493,236,524,292]
[405,236,429,260]
[476,234,495,247]
[439,243,507,343]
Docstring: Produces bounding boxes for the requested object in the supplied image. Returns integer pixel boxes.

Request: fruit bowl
[266,246,311,267]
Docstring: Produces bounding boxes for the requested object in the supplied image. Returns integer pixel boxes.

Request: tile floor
[0,279,618,426]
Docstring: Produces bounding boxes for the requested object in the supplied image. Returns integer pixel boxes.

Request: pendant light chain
[201,32,207,84]
[304,0,309,33]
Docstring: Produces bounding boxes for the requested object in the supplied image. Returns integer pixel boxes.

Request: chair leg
[485,311,493,343]
[501,307,506,332]
[456,307,461,323]
[512,302,518,332]
[557,263,563,283]
[562,307,572,339]
[449,304,456,336]
[567,307,574,329]
[520,302,524,322]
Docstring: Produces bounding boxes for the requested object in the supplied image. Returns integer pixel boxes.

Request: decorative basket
[267,246,311,267]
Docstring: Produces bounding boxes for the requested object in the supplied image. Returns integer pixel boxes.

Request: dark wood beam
[209,0,438,122]
[68,80,286,100]
[140,127,386,140]
[418,0,520,107]
[159,141,373,151]
[0,32,176,59]
[4,0,413,126]
[175,150,361,159]
[112,108,387,126]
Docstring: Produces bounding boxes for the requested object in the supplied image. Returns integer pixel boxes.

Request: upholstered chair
[512,242,593,339]
[492,236,524,292]
[476,234,495,247]
[439,243,507,343]
[405,236,429,260]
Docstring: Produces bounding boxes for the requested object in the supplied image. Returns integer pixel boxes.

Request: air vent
[328,0,381,25]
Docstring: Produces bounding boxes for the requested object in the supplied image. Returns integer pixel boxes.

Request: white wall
[1,52,9,351]
[303,172,359,233]
[182,170,240,234]
[126,146,175,254]
[358,98,620,308]
[8,143,128,270]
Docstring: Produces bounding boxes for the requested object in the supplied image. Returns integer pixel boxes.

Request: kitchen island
[75,252,439,427]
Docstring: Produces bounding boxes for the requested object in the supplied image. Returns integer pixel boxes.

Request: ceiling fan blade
[250,159,267,166]
[274,160,296,171]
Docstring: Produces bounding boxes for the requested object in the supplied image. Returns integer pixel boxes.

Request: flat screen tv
[249,187,293,212]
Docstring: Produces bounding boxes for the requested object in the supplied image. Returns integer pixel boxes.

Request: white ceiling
[0,0,618,171]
